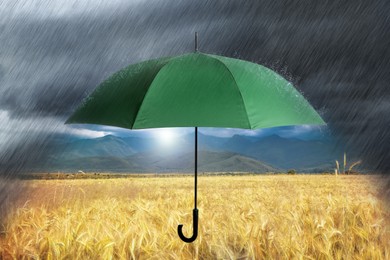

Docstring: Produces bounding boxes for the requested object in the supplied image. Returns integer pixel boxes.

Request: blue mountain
[38,133,343,173]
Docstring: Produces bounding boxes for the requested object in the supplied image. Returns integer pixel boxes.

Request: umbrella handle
[177,208,198,243]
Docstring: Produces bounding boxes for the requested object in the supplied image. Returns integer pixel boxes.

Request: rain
[0,0,389,217]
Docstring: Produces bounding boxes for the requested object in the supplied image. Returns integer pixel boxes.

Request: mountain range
[34,132,344,173]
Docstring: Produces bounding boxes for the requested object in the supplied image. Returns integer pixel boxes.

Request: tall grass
[335,153,362,175]
[1,175,389,259]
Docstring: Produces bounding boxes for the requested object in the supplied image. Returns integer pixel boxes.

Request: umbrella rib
[130,65,169,129]
[210,57,252,129]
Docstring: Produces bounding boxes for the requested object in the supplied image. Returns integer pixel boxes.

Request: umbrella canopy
[66,34,325,243]
[66,53,324,129]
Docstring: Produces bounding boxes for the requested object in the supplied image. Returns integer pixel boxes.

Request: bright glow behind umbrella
[154,128,177,146]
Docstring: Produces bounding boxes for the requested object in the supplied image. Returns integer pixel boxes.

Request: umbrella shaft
[194,127,198,209]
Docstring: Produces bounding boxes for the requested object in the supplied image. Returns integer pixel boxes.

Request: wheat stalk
[343,152,347,174]
[348,160,362,174]
[1,175,388,259]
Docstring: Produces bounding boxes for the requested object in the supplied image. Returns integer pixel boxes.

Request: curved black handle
[178,209,198,243]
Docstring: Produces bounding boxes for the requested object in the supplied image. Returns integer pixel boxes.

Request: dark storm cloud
[0,0,389,172]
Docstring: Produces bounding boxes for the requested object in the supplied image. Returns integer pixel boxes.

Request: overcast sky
[0,0,389,174]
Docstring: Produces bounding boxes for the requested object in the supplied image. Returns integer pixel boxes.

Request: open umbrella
[66,33,325,243]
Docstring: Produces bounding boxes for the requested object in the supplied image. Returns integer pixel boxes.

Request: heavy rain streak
[0,0,389,214]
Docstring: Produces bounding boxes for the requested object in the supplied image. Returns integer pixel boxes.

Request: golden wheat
[0,175,389,259]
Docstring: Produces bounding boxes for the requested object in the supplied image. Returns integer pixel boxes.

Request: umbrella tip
[195,32,198,52]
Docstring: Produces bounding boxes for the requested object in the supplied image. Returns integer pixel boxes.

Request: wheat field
[0,174,389,259]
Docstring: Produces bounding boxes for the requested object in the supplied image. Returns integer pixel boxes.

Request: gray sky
[0,0,389,173]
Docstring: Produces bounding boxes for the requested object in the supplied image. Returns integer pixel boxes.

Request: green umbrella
[66,33,325,243]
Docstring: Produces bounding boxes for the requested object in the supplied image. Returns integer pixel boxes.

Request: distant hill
[35,133,343,173]
[199,133,343,170]
[42,150,277,173]
[52,135,136,159]
[227,134,341,170]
